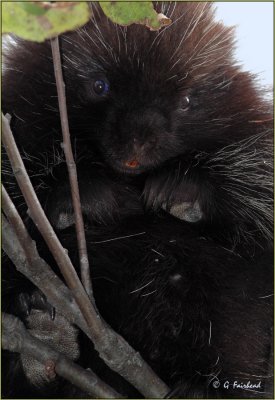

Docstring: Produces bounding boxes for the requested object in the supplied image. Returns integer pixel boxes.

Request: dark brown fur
[2,2,273,398]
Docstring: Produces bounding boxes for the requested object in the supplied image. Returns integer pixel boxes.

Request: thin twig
[2,113,170,398]
[2,313,122,399]
[50,37,92,298]
[2,112,102,339]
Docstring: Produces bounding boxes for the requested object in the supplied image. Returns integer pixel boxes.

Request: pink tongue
[125,160,139,168]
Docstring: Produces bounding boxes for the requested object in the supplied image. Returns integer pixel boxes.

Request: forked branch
[2,113,169,398]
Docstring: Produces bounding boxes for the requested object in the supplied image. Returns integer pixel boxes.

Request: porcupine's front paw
[17,290,80,388]
[45,171,143,230]
[17,290,56,321]
[144,164,204,223]
[162,200,203,223]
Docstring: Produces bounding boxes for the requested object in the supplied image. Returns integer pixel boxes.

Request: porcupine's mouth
[111,159,148,175]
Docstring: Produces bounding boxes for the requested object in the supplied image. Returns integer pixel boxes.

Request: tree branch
[2,112,103,339]
[2,195,124,398]
[1,188,89,334]
[2,313,122,399]
[50,36,92,299]
[2,114,170,397]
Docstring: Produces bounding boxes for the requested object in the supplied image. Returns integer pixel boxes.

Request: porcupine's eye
[181,95,190,111]
[93,79,110,96]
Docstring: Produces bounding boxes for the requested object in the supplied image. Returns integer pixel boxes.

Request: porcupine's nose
[123,134,158,169]
[125,159,139,168]
[124,138,141,169]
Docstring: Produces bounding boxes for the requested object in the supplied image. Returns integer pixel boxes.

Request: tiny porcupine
[2,2,273,398]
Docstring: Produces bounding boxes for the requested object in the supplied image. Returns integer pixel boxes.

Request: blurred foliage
[2,1,171,42]
[2,2,91,42]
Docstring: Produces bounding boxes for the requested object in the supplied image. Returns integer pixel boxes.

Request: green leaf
[2,2,91,42]
[99,1,171,31]
[21,3,48,16]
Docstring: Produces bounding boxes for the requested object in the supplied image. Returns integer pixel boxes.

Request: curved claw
[18,292,31,317]
[50,305,56,321]
[30,291,56,321]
